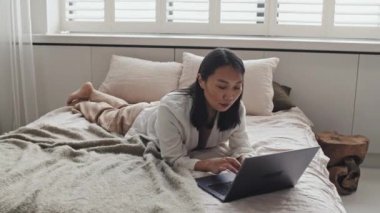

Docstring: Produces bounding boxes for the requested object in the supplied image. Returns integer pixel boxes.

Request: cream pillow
[179,52,205,89]
[179,52,279,116]
[99,55,183,104]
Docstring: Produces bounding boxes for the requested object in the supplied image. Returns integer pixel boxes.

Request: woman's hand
[195,157,241,174]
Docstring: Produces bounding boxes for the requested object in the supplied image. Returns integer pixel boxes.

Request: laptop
[195,146,319,202]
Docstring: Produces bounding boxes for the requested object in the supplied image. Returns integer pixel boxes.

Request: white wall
[34,46,92,115]
[31,0,60,34]
[354,55,380,154]
[266,51,358,135]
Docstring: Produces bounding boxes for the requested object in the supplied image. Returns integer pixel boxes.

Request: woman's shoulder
[159,91,192,112]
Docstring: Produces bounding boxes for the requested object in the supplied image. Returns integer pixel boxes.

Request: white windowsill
[32,33,380,53]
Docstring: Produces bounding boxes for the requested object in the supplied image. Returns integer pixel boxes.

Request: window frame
[59,0,380,39]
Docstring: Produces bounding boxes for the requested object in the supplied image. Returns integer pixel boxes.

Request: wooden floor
[341,168,380,213]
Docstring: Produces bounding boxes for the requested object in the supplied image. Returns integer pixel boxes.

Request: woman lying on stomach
[66,48,254,174]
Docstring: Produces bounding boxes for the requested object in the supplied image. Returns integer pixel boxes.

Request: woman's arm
[155,104,200,170]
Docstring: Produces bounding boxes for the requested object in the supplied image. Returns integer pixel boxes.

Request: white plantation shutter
[220,0,265,24]
[65,0,104,22]
[335,0,380,27]
[115,0,156,22]
[166,0,209,23]
[59,0,380,39]
[276,0,323,26]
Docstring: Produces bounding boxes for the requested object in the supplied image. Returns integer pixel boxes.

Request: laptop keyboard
[208,181,233,195]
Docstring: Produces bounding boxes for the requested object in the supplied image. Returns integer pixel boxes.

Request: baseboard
[362,153,380,168]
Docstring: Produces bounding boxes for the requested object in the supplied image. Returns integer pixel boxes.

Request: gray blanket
[0,119,204,212]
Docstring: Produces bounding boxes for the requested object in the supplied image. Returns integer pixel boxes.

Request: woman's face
[198,65,243,112]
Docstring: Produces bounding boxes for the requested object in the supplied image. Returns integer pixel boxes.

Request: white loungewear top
[127,91,254,170]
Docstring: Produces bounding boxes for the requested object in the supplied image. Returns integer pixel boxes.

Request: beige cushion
[99,55,183,103]
[179,52,279,115]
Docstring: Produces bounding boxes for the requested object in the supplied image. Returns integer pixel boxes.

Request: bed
[0,106,346,213]
[0,53,346,212]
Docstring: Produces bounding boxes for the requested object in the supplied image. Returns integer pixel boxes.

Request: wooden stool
[316,131,369,195]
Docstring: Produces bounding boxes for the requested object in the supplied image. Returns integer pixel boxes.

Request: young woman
[66,48,254,174]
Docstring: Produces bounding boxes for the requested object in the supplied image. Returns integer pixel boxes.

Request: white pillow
[179,52,205,89]
[179,52,279,116]
[99,55,183,104]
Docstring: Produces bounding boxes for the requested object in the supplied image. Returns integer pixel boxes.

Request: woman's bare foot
[66,82,94,106]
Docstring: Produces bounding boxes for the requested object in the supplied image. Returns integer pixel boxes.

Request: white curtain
[0,0,38,133]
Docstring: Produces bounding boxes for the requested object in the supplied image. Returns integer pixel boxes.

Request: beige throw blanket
[0,119,203,212]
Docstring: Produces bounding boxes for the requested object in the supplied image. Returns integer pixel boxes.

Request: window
[276,0,323,26]
[220,0,265,24]
[268,0,325,37]
[167,0,209,23]
[65,0,105,22]
[334,0,380,27]
[60,0,380,39]
[115,0,156,22]
[330,0,380,39]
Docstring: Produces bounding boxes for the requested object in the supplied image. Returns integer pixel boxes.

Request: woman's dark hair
[181,48,245,131]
